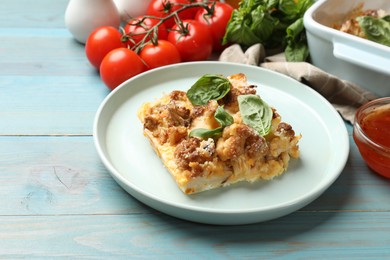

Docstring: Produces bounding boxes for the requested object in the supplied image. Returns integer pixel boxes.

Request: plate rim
[93,61,350,223]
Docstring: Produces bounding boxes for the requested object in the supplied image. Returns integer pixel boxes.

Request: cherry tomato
[146,0,200,28]
[224,0,240,9]
[100,48,146,90]
[123,16,168,49]
[184,0,206,19]
[195,2,233,51]
[140,40,181,70]
[168,19,213,61]
[85,26,126,69]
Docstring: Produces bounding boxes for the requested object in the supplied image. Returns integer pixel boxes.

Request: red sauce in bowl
[353,99,390,178]
[360,108,390,147]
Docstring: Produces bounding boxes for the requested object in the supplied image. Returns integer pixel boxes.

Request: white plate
[93,62,349,225]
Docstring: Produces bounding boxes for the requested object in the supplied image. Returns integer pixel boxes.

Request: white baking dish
[304,0,390,97]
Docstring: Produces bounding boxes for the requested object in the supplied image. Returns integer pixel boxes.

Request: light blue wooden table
[1,0,390,258]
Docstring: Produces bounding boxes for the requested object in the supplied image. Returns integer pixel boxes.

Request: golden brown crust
[221,73,257,113]
[137,73,301,194]
[174,137,216,172]
[216,123,268,161]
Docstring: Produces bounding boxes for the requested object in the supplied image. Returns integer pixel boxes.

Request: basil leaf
[266,0,279,10]
[238,94,273,136]
[186,74,231,106]
[189,106,233,139]
[357,16,390,47]
[278,0,300,22]
[285,18,310,61]
[297,0,314,17]
[189,127,223,139]
[222,0,314,61]
[285,40,310,62]
[214,106,234,127]
[286,17,304,40]
[222,3,276,47]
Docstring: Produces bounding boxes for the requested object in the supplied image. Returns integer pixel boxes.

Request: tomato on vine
[100,48,146,90]
[168,19,213,61]
[123,16,168,49]
[140,40,181,70]
[146,0,200,28]
[86,1,229,91]
[85,26,126,69]
[195,2,233,51]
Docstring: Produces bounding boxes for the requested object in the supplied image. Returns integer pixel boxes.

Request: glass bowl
[353,97,390,178]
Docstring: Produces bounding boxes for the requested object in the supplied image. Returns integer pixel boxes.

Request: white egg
[65,0,120,44]
[114,0,153,23]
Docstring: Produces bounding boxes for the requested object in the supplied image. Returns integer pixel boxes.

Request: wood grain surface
[1,0,389,258]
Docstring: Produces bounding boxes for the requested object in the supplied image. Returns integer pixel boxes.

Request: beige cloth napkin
[219,44,378,123]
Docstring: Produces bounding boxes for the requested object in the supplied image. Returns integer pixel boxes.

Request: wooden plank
[0,14,110,135]
[0,21,106,135]
[0,212,389,258]
[0,76,108,135]
[304,140,390,212]
[2,0,388,257]
[0,32,91,76]
[0,0,68,29]
[0,136,152,215]
[0,28,108,135]
[0,135,389,216]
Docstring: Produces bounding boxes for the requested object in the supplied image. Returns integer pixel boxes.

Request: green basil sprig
[186,74,231,106]
[285,18,310,62]
[238,94,272,136]
[189,106,234,139]
[222,0,314,62]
